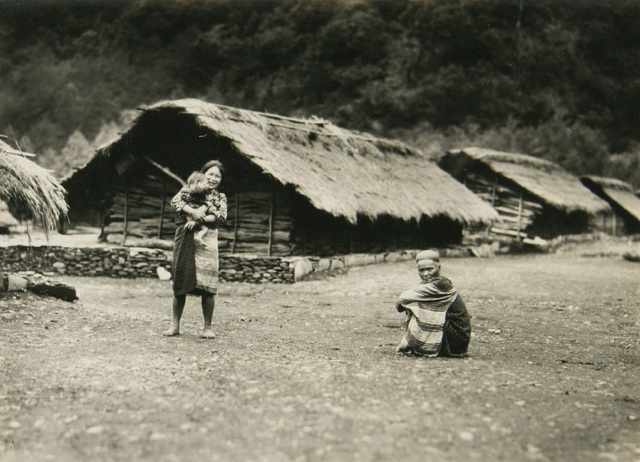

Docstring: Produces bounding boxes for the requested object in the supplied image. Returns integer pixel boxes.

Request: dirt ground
[1,245,639,462]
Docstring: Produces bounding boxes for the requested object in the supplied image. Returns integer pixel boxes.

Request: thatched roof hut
[0,139,68,235]
[439,147,610,241]
[63,99,497,256]
[580,175,640,235]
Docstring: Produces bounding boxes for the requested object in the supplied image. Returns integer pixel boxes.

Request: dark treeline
[0,0,639,185]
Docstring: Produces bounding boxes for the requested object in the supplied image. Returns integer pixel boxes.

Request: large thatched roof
[66,99,498,225]
[445,147,610,214]
[581,175,640,221]
[0,139,68,234]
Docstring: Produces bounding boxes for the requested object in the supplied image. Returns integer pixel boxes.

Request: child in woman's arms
[179,171,225,247]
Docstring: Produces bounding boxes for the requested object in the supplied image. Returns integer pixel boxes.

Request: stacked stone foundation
[0,245,456,283]
[0,246,306,283]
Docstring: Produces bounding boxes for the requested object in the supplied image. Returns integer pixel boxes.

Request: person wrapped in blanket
[395,250,471,357]
[163,160,227,339]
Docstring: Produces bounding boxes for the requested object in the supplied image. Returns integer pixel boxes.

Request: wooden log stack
[465,174,543,240]
[102,175,296,256]
[105,178,179,242]
[221,189,293,256]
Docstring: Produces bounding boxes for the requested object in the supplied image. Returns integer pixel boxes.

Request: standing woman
[163,160,227,338]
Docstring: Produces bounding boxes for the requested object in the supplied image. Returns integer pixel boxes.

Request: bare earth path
[1,253,638,462]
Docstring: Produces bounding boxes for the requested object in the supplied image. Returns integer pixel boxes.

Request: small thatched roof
[445,147,610,214]
[581,175,640,221]
[66,99,498,225]
[0,139,68,234]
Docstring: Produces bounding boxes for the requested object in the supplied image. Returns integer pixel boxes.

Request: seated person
[395,250,471,357]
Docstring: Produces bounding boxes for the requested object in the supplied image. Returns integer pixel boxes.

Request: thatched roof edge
[580,175,634,192]
[581,175,640,221]
[66,99,499,226]
[448,147,610,214]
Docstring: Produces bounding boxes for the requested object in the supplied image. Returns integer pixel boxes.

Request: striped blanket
[395,277,459,356]
[172,225,219,296]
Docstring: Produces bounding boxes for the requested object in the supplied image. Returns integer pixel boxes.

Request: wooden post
[158,178,166,239]
[122,184,129,244]
[302,234,307,257]
[516,192,523,239]
[491,178,497,207]
[267,187,275,257]
[612,210,617,236]
[231,191,239,254]
[99,208,106,239]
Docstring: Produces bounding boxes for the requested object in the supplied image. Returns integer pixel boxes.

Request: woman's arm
[183,204,207,222]
[171,189,208,222]
[201,193,228,226]
[170,189,187,212]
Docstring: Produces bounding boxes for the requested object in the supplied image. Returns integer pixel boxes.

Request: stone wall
[0,245,307,283]
[0,246,172,279]
[0,245,425,283]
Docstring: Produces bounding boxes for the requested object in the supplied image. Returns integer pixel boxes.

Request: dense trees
[0,0,638,186]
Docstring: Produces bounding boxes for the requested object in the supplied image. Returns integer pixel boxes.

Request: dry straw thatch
[0,139,68,235]
[447,147,610,214]
[581,175,640,221]
[117,99,497,225]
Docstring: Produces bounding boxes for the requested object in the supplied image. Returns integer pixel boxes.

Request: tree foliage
[0,0,638,186]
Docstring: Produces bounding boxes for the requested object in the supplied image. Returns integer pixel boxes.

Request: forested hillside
[0,0,639,186]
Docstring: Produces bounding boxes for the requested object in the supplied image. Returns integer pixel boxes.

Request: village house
[62,99,497,257]
[438,147,611,243]
[580,176,640,235]
[0,137,77,295]
[0,138,67,235]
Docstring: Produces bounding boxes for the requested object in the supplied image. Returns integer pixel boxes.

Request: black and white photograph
[0,0,638,461]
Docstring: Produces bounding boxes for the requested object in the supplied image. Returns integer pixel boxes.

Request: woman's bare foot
[200,328,216,339]
[163,327,180,336]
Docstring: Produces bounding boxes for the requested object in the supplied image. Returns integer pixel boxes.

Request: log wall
[94,164,468,257]
[464,173,543,240]
[100,169,295,255]
[104,173,179,242]
[588,212,616,236]
[289,204,464,257]
[219,189,293,256]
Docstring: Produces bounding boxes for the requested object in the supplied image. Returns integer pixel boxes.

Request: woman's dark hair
[199,160,224,174]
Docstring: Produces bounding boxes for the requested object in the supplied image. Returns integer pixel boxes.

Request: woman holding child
[163,160,227,339]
